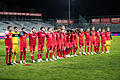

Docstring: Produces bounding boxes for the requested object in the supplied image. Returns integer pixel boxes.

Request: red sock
[57,50,59,57]
[95,46,97,52]
[40,54,42,59]
[94,46,96,52]
[66,50,69,55]
[46,52,48,58]
[31,56,34,60]
[91,46,92,52]
[62,50,64,57]
[5,54,8,64]
[37,54,40,59]
[87,47,89,52]
[23,52,26,61]
[105,46,107,51]
[49,53,52,59]
[20,52,23,61]
[9,54,12,63]
[97,47,99,53]
[68,50,71,55]
[73,47,78,55]
[102,46,103,52]
[85,47,86,53]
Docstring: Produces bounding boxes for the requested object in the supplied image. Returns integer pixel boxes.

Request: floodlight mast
[68,0,71,20]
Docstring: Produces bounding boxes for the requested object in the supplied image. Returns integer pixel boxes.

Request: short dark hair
[14,26,18,29]
[40,27,45,30]
[47,27,51,31]
[7,26,12,30]
[97,27,100,30]
[67,30,70,33]
[21,27,25,30]
[54,27,57,30]
[32,27,36,30]
[87,27,90,29]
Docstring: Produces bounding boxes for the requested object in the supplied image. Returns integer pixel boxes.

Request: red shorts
[6,47,13,53]
[70,42,73,47]
[57,42,61,50]
[20,45,27,52]
[60,43,64,50]
[95,40,100,46]
[38,43,44,51]
[101,40,106,45]
[91,39,95,46]
[29,45,36,52]
[73,42,77,47]
[65,42,70,48]
[47,43,53,51]
[79,41,84,47]
[85,39,90,46]
[53,43,57,50]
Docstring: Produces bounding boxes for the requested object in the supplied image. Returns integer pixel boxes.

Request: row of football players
[3,25,111,65]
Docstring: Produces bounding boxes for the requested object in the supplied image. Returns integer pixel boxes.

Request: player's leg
[5,48,9,65]
[93,40,96,54]
[46,43,50,61]
[38,44,44,62]
[73,43,78,56]
[37,44,40,62]
[40,44,44,62]
[8,48,13,65]
[52,44,57,60]
[13,45,18,64]
[82,41,86,55]
[90,40,94,55]
[20,46,24,64]
[57,43,61,59]
[30,46,35,63]
[106,40,111,53]
[101,41,104,54]
[87,41,90,55]
[63,47,66,58]
[79,45,82,55]
[49,45,53,61]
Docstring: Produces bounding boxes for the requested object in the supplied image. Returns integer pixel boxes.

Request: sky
[0,0,120,19]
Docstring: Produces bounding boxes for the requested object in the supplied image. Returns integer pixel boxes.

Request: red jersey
[84,32,90,40]
[79,32,84,41]
[105,31,111,40]
[37,31,46,44]
[20,32,27,46]
[71,32,77,42]
[96,32,101,41]
[91,30,95,40]
[56,32,60,42]
[65,33,71,43]
[4,32,13,46]
[28,32,37,46]
[59,32,64,44]
[46,32,52,43]
[101,32,105,41]
[52,32,57,43]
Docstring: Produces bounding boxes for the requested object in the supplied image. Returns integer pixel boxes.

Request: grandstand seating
[0,20,55,33]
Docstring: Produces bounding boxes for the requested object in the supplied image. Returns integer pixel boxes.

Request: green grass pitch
[0,36,120,80]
